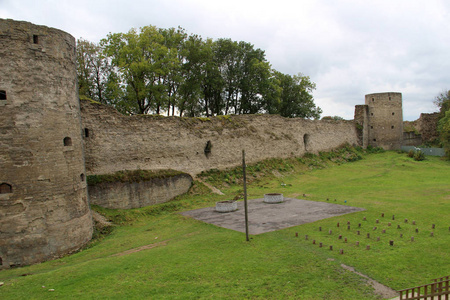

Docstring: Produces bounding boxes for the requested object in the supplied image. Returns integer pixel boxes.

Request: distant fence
[401,146,446,157]
[398,276,449,300]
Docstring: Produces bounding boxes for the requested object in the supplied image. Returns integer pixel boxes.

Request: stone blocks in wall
[0,19,92,269]
[402,131,422,146]
[81,101,360,176]
[364,92,404,150]
[88,174,193,209]
[354,105,369,148]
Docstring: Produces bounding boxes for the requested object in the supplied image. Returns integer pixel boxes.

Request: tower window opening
[33,35,39,44]
[63,137,72,146]
[0,90,6,100]
[389,97,391,100]
[392,112,395,115]
[80,173,85,182]
[0,183,12,194]
[371,113,374,116]
[372,98,374,102]
[84,128,89,138]
[371,126,373,129]
[373,139,377,142]
[391,126,394,129]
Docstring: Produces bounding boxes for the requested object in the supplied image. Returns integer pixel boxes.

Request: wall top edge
[0,18,74,40]
[365,92,402,97]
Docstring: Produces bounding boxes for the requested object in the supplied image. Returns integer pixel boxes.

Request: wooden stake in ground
[242,150,249,242]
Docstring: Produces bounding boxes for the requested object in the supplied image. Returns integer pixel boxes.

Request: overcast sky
[2,0,449,120]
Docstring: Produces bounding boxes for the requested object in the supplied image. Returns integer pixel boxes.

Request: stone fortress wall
[0,19,440,269]
[0,19,92,269]
[80,101,359,177]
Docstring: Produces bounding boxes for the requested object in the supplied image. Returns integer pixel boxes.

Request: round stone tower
[365,92,403,150]
[0,19,92,269]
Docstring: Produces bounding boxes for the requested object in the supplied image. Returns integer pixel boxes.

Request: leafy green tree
[272,71,321,119]
[77,24,321,119]
[102,26,169,114]
[235,41,270,114]
[214,38,240,115]
[201,38,224,116]
[76,39,111,104]
[434,90,450,119]
[435,90,450,158]
[178,34,204,117]
[438,111,450,159]
[158,27,187,116]
[77,39,94,99]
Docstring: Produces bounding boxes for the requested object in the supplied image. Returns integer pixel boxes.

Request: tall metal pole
[242,150,249,241]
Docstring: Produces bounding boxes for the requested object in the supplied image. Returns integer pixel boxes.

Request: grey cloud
[1,0,447,120]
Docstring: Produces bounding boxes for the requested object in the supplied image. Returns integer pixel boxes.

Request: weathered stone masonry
[354,92,404,150]
[80,100,360,177]
[0,19,92,269]
[88,174,193,209]
[1,19,438,269]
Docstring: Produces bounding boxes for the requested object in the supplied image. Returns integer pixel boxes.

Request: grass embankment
[1,149,449,299]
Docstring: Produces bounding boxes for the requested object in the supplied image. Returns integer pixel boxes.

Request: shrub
[366,145,385,153]
[413,150,426,161]
[407,149,415,158]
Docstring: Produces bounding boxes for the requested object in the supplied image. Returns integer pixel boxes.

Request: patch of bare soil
[288,193,301,198]
[110,241,167,257]
[341,263,398,299]
[194,178,224,195]
[271,170,282,177]
[92,211,114,229]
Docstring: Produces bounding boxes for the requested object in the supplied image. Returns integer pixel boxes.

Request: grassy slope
[0,152,449,299]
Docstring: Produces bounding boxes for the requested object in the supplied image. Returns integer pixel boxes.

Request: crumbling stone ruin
[403,112,440,145]
[0,19,438,269]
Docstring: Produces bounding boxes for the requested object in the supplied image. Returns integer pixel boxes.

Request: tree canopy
[435,90,450,159]
[77,25,321,119]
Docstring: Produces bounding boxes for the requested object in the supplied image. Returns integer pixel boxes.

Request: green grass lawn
[1,151,449,299]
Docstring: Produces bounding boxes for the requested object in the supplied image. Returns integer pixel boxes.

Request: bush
[407,149,415,158]
[413,150,426,161]
[366,145,385,153]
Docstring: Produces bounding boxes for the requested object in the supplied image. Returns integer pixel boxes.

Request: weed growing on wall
[198,144,371,189]
[87,169,186,186]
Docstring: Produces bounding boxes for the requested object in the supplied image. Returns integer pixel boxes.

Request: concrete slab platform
[181,198,365,235]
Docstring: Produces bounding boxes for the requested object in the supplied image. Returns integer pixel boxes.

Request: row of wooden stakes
[294,232,400,254]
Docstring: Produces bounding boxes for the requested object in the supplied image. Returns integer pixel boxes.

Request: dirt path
[340,263,398,299]
[110,241,168,257]
[194,177,224,195]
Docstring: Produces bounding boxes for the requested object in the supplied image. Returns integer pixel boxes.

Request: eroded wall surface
[81,101,360,176]
[0,19,92,269]
[88,174,193,209]
[417,113,440,143]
